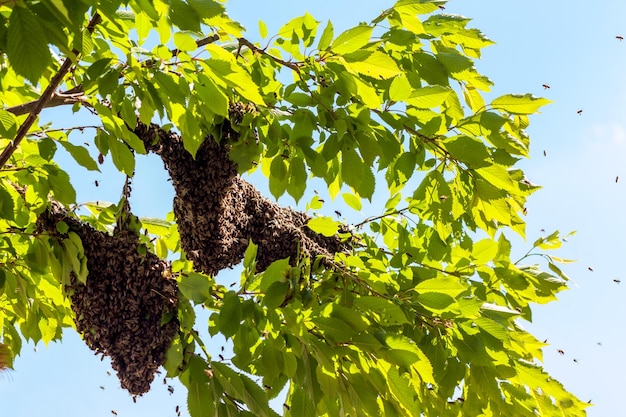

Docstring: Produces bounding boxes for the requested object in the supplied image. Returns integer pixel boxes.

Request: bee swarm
[0,343,9,372]
[38,204,178,395]
[134,121,348,275]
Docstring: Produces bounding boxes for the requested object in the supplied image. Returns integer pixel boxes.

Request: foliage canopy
[0,0,587,416]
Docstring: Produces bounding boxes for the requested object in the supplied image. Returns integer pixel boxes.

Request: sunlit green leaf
[491,94,552,115]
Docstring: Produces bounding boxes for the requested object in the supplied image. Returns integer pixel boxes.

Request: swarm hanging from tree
[37,202,178,395]
[0,1,592,416]
[133,121,349,275]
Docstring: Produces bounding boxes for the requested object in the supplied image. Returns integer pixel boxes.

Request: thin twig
[170,33,220,57]
[0,13,102,169]
[237,37,301,72]
[353,207,410,229]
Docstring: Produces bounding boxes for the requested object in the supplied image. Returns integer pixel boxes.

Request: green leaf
[317,20,334,51]
[491,94,551,115]
[342,148,375,198]
[169,0,201,31]
[406,85,452,108]
[307,216,340,237]
[287,388,316,417]
[0,184,15,221]
[442,135,491,168]
[0,109,18,139]
[196,74,229,117]
[342,192,362,211]
[188,0,224,19]
[343,50,402,79]
[174,32,197,51]
[287,157,307,202]
[389,75,412,102]
[58,141,100,172]
[43,165,76,204]
[179,272,212,304]
[108,138,135,176]
[258,19,268,38]
[415,277,467,296]
[187,377,215,417]
[354,296,409,325]
[331,25,373,54]
[218,291,242,338]
[269,157,288,199]
[7,6,52,82]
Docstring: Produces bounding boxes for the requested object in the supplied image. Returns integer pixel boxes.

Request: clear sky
[2,1,625,416]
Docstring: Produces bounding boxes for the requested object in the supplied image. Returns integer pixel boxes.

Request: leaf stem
[237,38,301,72]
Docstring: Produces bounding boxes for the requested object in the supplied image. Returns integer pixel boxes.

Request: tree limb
[5,33,221,117]
[238,38,301,72]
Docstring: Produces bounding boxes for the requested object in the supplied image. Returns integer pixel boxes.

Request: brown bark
[133,122,348,275]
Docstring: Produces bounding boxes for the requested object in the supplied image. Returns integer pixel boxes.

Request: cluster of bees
[38,203,178,395]
[29,102,348,397]
[134,107,347,275]
[0,343,9,372]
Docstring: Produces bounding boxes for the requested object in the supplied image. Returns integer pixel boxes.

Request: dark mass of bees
[37,203,178,395]
[134,106,348,275]
[0,343,9,372]
[30,103,347,396]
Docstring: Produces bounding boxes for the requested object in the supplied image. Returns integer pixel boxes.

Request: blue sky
[2,1,625,416]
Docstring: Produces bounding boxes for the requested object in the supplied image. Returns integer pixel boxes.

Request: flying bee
[334,210,342,217]
[617,35,624,41]
[577,109,583,115]
[542,84,550,89]
[557,349,565,355]
[614,279,621,284]
[167,385,174,395]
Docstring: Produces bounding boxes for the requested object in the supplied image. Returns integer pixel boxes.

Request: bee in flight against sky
[542,84,550,89]
[617,35,623,41]
[577,109,583,115]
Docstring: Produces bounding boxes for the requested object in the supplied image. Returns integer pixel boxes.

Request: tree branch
[237,38,301,72]
[0,13,102,169]
[5,33,221,117]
